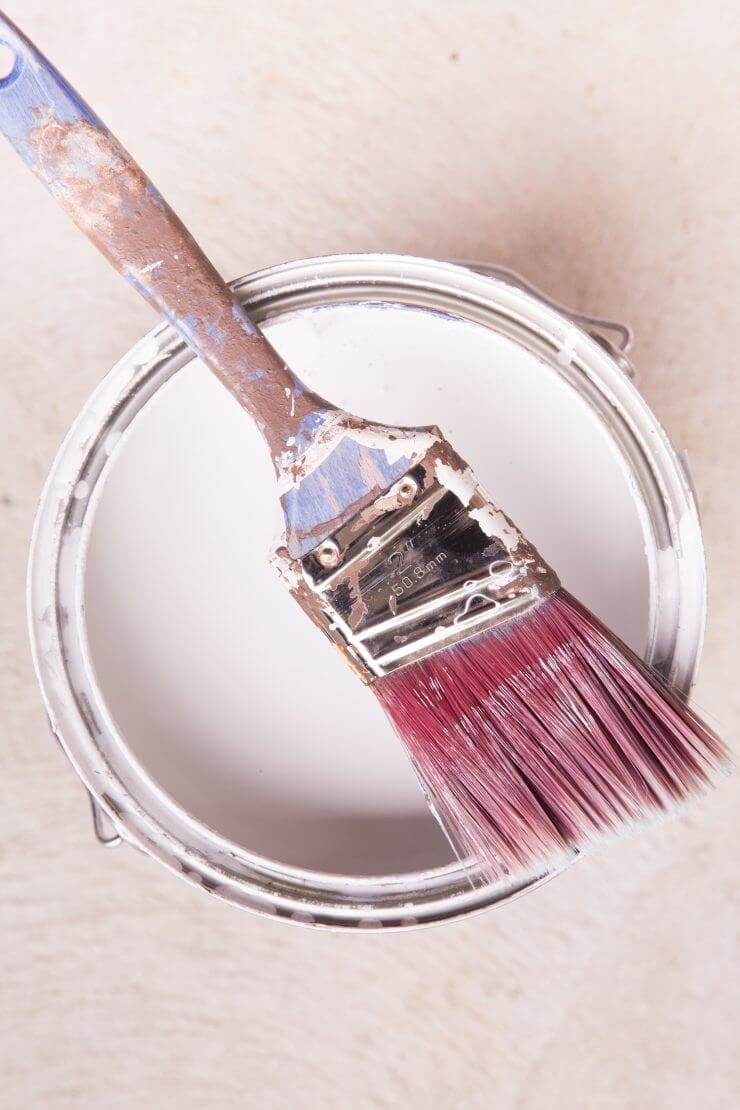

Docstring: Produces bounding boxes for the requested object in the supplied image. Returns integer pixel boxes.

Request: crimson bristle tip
[375,589,729,878]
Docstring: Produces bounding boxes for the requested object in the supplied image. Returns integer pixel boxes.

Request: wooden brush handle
[0,14,336,466]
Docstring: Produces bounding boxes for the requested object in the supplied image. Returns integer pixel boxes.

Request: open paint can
[29,255,707,929]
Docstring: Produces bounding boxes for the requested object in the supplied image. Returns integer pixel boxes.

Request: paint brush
[0,15,728,879]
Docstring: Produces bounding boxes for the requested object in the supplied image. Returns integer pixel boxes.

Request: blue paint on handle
[0,11,414,538]
[292,409,331,455]
[0,16,99,165]
[283,437,413,557]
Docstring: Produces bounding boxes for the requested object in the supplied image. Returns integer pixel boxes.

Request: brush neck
[0,14,339,470]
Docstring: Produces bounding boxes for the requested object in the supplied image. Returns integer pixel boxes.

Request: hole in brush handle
[0,42,19,85]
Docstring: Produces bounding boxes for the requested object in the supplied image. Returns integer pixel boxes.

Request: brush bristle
[374,589,729,877]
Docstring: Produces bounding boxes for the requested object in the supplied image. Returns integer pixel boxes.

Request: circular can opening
[28,255,706,929]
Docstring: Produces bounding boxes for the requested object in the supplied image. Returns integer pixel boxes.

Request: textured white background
[1,2,739,1107]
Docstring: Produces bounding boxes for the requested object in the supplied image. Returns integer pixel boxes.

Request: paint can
[28,255,707,928]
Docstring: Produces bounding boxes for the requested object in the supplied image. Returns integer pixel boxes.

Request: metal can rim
[27,253,707,929]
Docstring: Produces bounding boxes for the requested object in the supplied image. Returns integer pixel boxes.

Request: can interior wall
[28,255,707,929]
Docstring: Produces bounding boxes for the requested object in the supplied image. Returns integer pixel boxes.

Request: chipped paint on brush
[278,422,441,557]
[0,15,555,679]
[0,14,334,467]
[276,419,536,558]
[26,112,332,461]
[0,14,454,561]
[281,438,412,556]
[274,428,561,680]
[433,459,524,551]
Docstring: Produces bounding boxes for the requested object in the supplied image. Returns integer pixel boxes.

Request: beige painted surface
[1,1,739,1107]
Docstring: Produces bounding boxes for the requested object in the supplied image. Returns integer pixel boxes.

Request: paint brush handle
[0,14,337,467]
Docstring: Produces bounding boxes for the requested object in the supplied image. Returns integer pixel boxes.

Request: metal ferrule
[278,454,560,682]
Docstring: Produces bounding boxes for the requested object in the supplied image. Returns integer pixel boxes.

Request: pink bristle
[374,589,729,877]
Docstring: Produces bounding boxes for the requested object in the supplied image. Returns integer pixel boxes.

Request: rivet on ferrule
[392,475,419,505]
[316,537,342,569]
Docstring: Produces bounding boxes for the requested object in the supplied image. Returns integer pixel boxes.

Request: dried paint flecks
[272,429,560,682]
[23,112,330,462]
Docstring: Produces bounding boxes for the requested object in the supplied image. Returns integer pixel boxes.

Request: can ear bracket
[88,792,123,848]
[455,260,635,377]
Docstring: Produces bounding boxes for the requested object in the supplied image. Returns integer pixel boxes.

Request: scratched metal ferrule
[279,446,560,681]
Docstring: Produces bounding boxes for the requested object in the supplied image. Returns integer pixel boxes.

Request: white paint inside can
[83,301,651,876]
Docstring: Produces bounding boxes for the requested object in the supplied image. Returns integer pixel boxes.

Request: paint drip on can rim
[28,255,707,929]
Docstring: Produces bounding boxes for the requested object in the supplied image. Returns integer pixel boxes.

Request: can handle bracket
[457,261,635,377]
[88,792,123,848]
